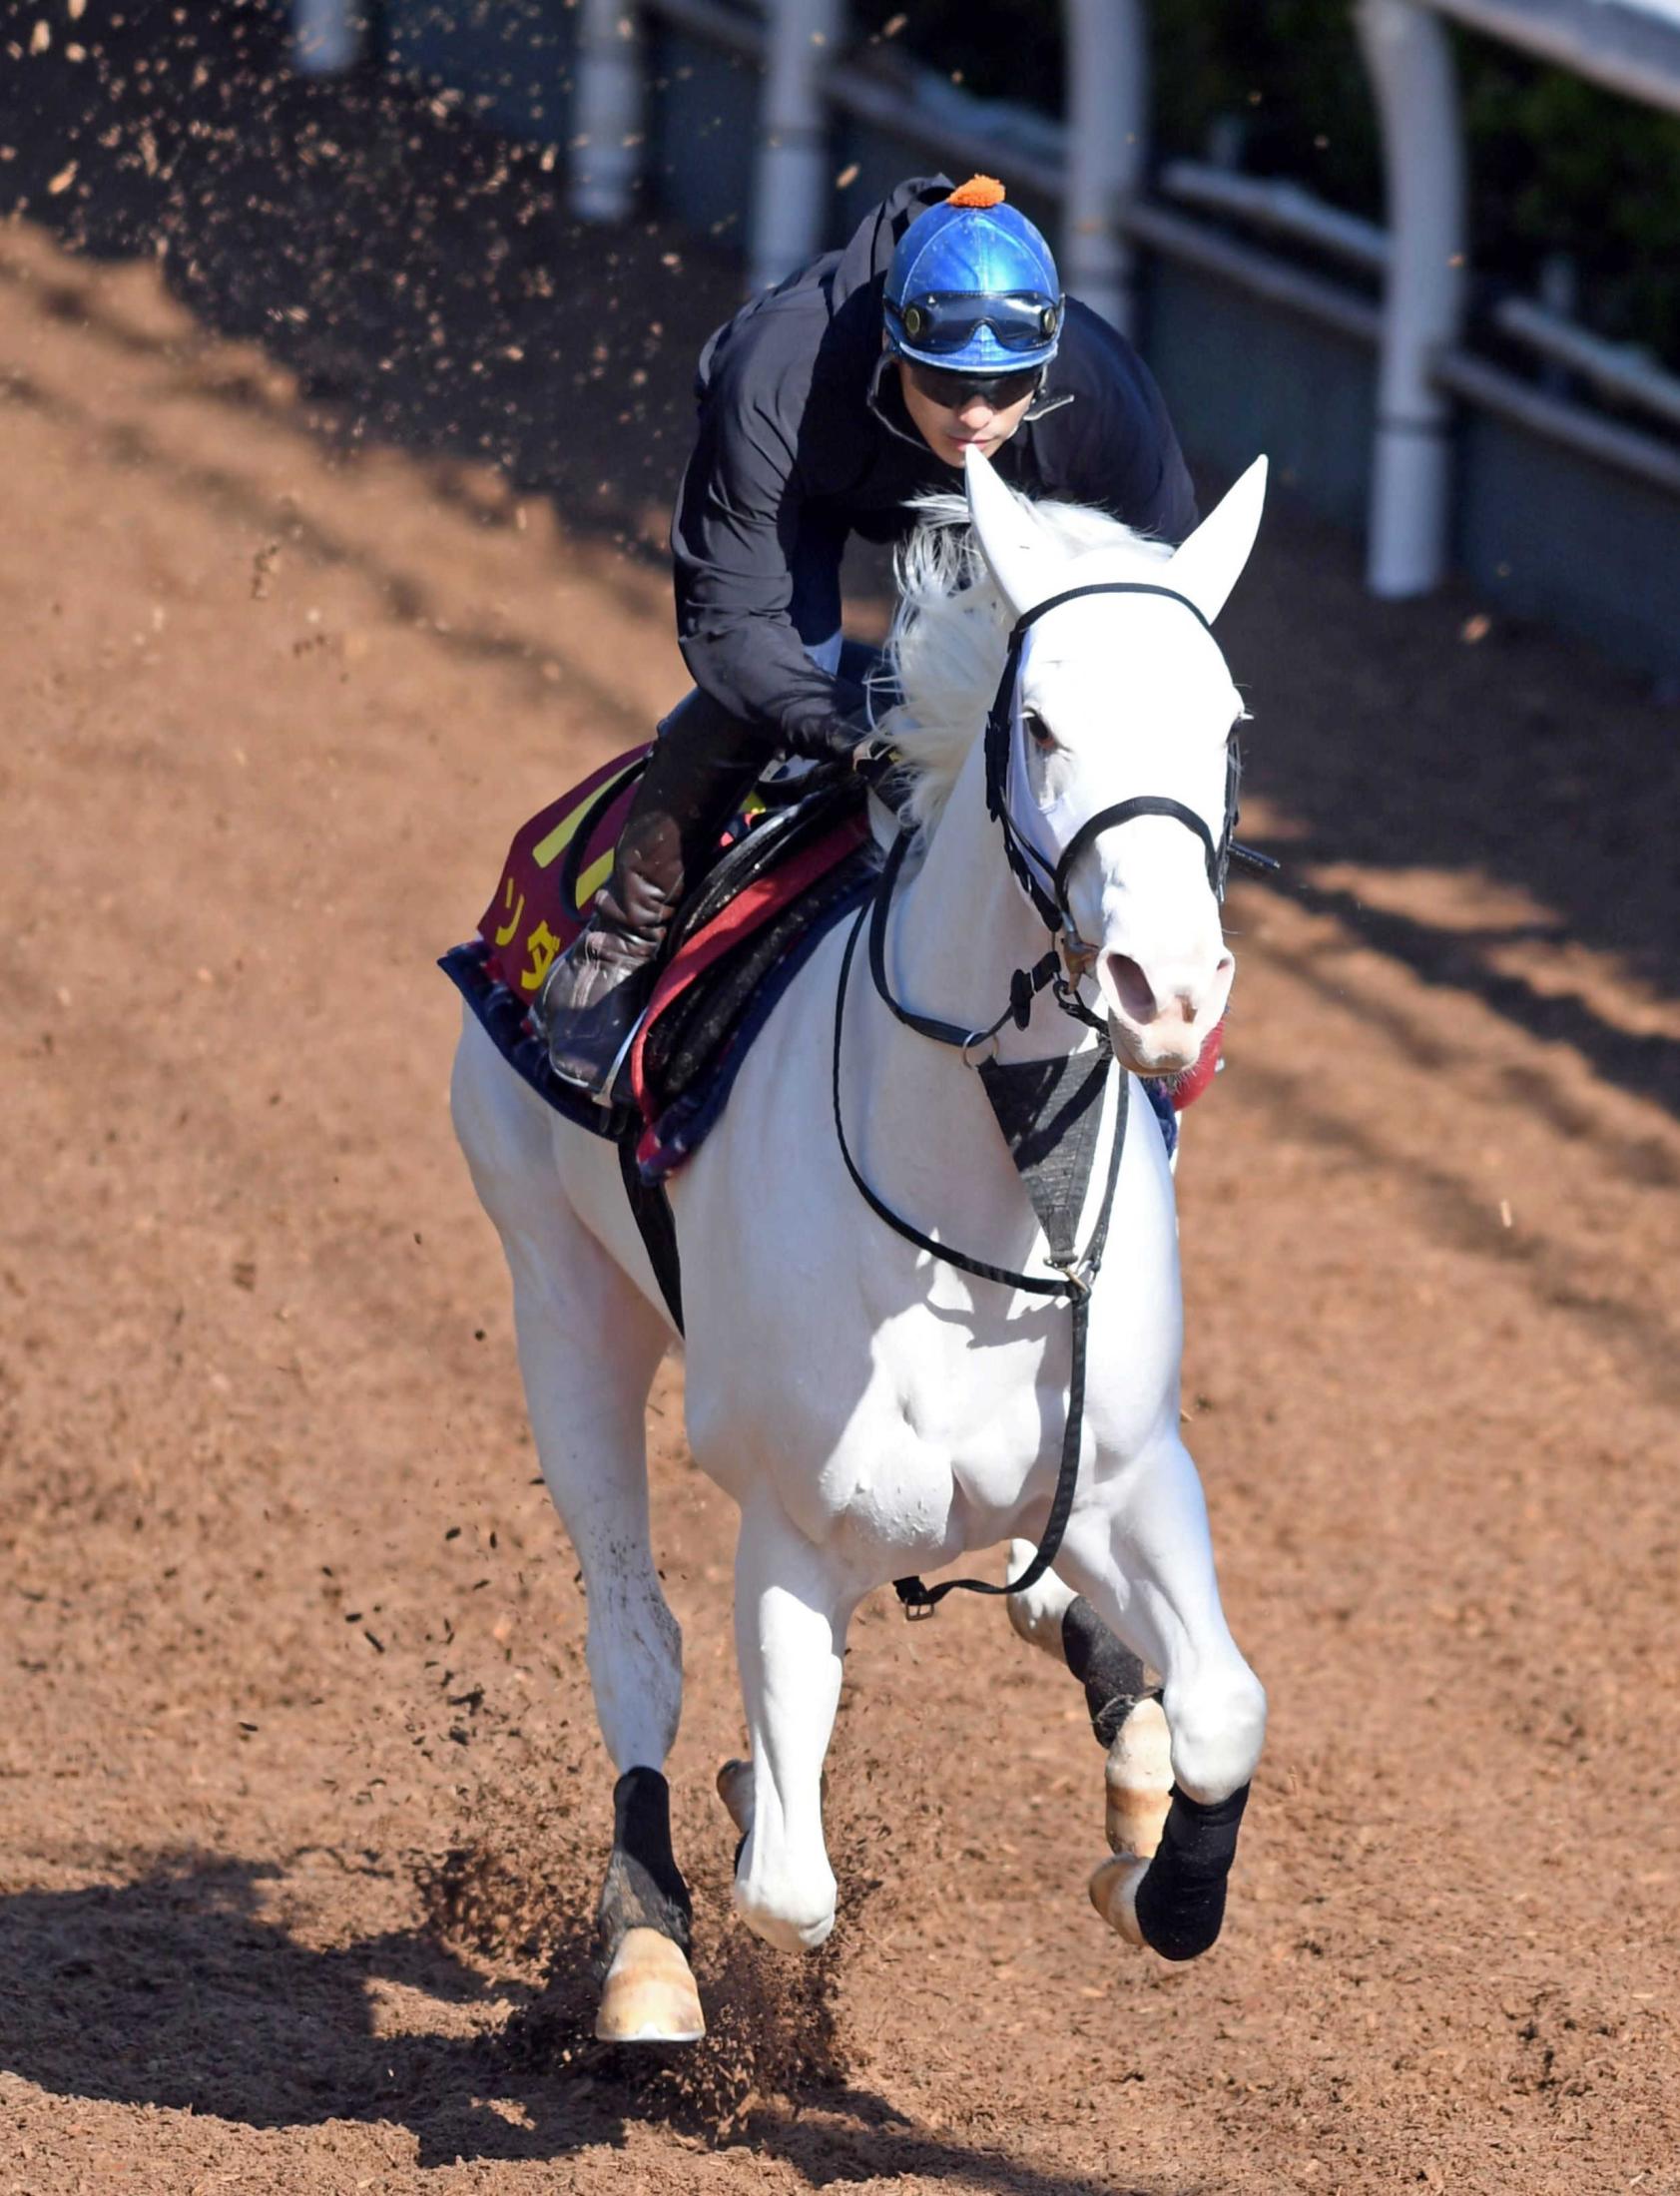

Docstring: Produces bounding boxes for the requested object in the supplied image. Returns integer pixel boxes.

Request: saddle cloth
[440,746,878,1184]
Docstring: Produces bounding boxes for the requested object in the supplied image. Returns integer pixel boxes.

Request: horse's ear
[1165,456,1268,626]
[964,445,1062,620]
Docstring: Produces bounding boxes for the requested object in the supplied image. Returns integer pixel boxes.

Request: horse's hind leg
[1005,1547,1176,1872]
[1054,1444,1267,1962]
[451,1016,700,2041]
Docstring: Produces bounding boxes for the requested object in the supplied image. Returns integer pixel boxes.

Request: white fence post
[1063,0,1146,337]
[1357,0,1467,597]
[571,0,645,225]
[749,0,845,294]
[291,0,367,76]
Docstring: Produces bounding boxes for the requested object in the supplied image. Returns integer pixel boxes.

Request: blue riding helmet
[884,177,1063,376]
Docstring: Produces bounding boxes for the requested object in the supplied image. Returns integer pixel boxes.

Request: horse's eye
[1023,709,1056,753]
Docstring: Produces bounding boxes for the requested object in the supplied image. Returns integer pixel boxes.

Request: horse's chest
[805,1314,1066,1543]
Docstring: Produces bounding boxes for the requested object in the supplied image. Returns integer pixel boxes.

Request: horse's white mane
[879,493,1175,835]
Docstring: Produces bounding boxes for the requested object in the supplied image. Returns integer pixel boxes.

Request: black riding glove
[780,705,870,766]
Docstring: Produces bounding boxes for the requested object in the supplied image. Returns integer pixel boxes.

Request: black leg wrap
[1061,1596,1151,1749]
[1133,1782,1250,1962]
[597,1767,693,1963]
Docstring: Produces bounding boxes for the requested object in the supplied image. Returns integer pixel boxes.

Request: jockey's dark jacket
[671,177,1198,755]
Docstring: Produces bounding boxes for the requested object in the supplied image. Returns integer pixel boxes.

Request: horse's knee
[1163,1666,1267,1804]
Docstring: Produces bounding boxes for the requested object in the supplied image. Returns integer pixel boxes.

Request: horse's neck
[832,745,1107,1285]
[890,745,1094,1070]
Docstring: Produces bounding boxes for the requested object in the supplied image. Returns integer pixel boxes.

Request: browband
[1007,580,1217,642]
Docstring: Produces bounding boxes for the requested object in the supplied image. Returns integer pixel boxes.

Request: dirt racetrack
[2,21,1679,2194]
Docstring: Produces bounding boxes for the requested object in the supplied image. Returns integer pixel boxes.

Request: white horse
[450,446,1271,2042]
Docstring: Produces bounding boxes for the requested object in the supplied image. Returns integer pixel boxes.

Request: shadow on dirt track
[4,0,1677,1120]
[0,1853,1158,2192]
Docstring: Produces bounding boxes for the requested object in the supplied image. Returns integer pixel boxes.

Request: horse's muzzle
[1100,946,1234,1077]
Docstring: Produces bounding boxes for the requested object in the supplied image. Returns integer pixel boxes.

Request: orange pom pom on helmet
[945,174,1007,209]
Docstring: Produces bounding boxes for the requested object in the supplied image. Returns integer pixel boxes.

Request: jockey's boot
[539,698,768,1099]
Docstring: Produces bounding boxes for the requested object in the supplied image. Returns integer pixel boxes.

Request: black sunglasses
[901,356,1044,411]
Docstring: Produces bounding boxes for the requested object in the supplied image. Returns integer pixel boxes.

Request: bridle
[860,579,1277,1061]
[982,580,1275,1003]
[836,578,1277,1615]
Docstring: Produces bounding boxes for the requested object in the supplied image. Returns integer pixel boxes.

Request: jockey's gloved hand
[780,710,871,766]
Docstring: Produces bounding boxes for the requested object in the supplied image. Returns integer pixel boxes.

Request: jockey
[541,174,1198,1093]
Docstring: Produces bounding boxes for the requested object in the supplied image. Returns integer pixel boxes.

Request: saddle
[444,743,1224,1330]
[441,744,879,1202]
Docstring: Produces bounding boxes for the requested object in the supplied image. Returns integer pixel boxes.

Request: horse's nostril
[1106,953,1158,1025]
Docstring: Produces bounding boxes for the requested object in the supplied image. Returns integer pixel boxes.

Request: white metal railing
[1358,0,1466,599]
[644,0,761,60]
[821,62,1062,201]
[1436,347,1680,498]
[1158,160,1390,277]
[307,0,1680,606]
[1494,296,1680,436]
[1125,200,1382,347]
[1428,0,1680,123]
[749,0,846,294]
[576,0,1680,598]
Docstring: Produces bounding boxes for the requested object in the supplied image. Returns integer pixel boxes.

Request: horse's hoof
[716,1756,754,1839]
[595,1927,705,2044]
[1104,1696,1173,1860]
[1089,1854,1150,1947]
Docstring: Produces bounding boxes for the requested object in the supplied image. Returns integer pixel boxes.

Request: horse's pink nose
[1106,949,1234,1030]
[1107,953,1170,1026]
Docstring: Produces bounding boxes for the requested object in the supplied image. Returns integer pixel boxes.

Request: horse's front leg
[1056,1436,1267,1961]
[451,1020,699,2042]
[720,1497,858,1953]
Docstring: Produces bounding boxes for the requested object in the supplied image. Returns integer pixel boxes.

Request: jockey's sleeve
[670,353,864,749]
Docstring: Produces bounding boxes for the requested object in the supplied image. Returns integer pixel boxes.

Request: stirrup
[547,1015,648,1109]
[540,957,657,1106]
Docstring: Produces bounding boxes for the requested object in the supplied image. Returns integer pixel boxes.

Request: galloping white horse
[450,447,1271,2042]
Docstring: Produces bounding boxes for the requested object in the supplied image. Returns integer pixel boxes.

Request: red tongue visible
[1169,1016,1226,1111]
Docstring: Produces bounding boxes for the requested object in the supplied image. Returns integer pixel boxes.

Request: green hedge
[854,1,1680,361]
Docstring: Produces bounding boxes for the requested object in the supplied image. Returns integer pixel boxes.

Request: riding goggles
[887,289,1064,357]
